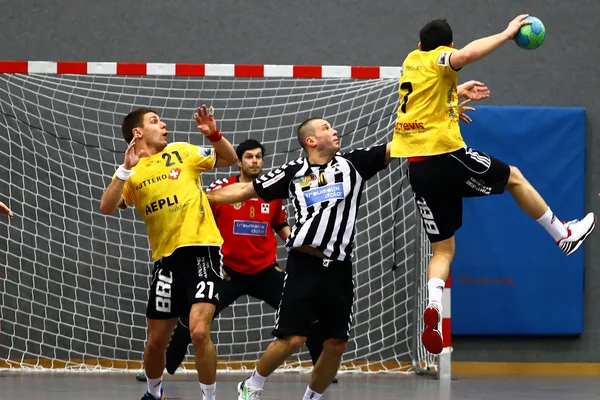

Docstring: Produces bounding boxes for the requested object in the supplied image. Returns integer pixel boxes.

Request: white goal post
[0,60,448,376]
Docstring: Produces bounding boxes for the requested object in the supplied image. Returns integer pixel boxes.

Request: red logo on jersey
[168,168,181,180]
[395,121,425,131]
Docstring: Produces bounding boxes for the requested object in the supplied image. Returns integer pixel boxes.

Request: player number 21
[196,281,215,299]
[163,150,183,166]
[400,82,413,113]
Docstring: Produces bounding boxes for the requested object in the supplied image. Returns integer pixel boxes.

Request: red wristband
[207,129,223,143]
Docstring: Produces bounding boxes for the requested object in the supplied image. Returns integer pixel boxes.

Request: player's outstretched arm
[449,14,532,70]
[194,105,237,168]
[0,201,13,219]
[100,139,144,215]
[205,182,258,205]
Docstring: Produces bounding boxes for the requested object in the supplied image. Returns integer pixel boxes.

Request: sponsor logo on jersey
[293,174,317,188]
[168,168,181,180]
[146,195,179,214]
[318,171,327,187]
[261,203,270,214]
[303,184,345,206]
[233,220,268,236]
[405,64,423,71]
[262,172,284,188]
[394,120,425,131]
[135,174,169,191]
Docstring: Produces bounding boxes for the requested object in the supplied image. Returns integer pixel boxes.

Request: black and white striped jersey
[252,143,388,261]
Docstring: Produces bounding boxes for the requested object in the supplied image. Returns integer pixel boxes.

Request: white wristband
[115,165,133,181]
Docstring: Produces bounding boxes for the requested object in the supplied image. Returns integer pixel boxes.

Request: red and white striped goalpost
[0,61,402,79]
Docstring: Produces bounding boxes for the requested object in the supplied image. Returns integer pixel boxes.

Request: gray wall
[1,0,599,363]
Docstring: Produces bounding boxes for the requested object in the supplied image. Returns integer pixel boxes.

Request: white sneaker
[557,212,597,256]
[237,379,262,400]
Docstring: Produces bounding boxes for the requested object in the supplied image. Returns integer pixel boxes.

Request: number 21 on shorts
[196,281,215,299]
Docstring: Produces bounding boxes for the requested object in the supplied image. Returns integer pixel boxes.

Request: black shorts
[146,245,223,320]
[272,250,354,341]
[214,263,285,316]
[408,147,511,243]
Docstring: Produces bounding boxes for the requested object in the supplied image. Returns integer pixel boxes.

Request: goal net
[0,63,436,374]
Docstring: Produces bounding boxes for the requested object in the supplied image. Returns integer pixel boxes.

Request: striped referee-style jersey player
[253,143,389,261]
[205,118,395,399]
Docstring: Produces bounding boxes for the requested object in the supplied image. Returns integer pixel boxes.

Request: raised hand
[123,138,146,169]
[458,99,476,124]
[504,14,532,39]
[459,80,490,101]
[0,201,13,218]
[194,105,217,137]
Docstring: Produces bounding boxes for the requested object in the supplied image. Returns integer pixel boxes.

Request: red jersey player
[210,173,288,276]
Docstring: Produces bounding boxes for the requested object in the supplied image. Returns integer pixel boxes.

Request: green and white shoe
[237,379,262,400]
[136,370,147,382]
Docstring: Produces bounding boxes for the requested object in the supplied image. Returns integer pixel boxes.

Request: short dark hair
[297,117,323,150]
[236,139,265,160]
[419,19,453,52]
[121,107,156,144]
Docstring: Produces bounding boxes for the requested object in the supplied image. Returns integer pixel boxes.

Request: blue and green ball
[513,16,545,50]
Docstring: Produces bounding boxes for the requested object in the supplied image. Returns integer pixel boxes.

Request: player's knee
[281,335,307,352]
[323,339,347,359]
[289,335,308,350]
[189,324,211,347]
[145,336,168,354]
[506,166,525,190]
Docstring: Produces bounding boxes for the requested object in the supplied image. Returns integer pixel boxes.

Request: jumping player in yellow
[100,105,237,400]
[391,15,597,355]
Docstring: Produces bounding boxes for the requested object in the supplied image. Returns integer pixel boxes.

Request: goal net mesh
[0,71,435,374]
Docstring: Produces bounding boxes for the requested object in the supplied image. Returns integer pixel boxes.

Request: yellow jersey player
[391,16,597,355]
[100,105,237,400]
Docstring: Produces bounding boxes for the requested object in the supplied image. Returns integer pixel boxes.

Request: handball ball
[513,16,545,49]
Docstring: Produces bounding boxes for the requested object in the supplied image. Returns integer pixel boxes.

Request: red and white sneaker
[557,212,597,256]
[421,303,443,355]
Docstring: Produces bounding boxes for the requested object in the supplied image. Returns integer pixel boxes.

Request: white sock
[427,278,445,314]
[147,375,163,399]
[536,207,568,241]
[246,368,267,389]
[303,385,322,400]
[200,382,216,400]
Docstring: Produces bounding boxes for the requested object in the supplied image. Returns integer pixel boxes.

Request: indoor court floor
[1,371,598,399]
